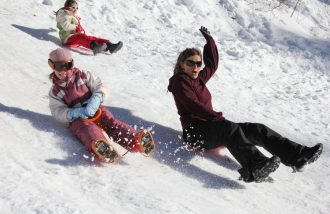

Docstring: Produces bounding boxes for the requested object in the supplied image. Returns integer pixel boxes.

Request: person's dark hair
[64,0,78,8]
[55,0,78,16]
[173,48,202,75]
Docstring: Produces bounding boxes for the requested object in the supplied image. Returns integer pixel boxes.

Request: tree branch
[291,0,302,17]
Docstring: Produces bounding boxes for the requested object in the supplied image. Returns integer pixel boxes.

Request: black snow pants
[183,119,304,170]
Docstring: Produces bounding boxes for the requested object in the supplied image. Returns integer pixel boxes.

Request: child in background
[55,0,123,55]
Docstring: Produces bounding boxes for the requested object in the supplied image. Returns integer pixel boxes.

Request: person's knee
[244,122,268,134]
[254,123,270,136]
[227,122,241,137]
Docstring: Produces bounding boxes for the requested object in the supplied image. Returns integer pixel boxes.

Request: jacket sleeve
[56,9,77,32]
[199,35,219,83]
[49,88,70,123]
[173,77,222,120]
[83,71,107,102]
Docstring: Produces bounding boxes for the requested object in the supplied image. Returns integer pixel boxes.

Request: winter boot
[90,41,107,55]
[130,130,156,156]
[291,143,323,172]
[106,41,123,54]
[91,140,120,163]
[238,167,255,183]
[251,156,281,183]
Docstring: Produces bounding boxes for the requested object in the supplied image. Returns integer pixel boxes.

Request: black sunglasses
[184,60,202,67]
[48,59,74,71]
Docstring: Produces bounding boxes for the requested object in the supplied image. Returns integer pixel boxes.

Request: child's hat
[49,48,72,62]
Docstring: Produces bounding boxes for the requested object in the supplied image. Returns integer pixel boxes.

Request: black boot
[251,156,281,183]
[291,143,323,172]
[90,41,107,55]
[106,41,123,54]
[238,156,280,183]
[238,168,255,183]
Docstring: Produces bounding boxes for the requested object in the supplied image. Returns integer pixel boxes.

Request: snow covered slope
[0,0,329,213]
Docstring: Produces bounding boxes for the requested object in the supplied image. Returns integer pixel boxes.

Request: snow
[0,0,329,213]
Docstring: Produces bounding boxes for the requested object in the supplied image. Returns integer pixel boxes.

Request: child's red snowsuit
[65,33,109,49]
[49,68,141,153]
[56,8,109,49]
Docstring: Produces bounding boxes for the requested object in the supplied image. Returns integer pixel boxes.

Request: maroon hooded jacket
[168,35,224,128]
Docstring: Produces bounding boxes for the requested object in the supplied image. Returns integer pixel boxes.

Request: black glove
[199,26,211,39]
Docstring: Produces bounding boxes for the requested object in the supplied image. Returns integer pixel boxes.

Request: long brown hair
[173,48,202,75]
[55,0,78,16]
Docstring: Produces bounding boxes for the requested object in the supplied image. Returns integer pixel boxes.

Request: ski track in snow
[0,0,329,213]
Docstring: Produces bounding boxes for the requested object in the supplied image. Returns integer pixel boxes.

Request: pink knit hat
[49,48,72,62]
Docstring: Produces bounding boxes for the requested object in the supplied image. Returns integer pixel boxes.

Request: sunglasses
[48,59,74,71]
[184,60,202,67]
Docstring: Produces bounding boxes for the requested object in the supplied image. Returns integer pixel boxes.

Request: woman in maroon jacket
[168,26,323,183]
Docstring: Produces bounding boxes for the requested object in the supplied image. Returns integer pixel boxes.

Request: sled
[82,108,120,163]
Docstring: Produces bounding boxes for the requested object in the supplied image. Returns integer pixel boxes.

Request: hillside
[0,0,329,213]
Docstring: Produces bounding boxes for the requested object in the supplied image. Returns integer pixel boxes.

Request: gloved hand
[67,107,89,121]
[199,26,211,39]
[84,92,102,117]
[75,24,85,34]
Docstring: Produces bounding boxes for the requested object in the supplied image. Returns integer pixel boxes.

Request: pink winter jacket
[49,67,106,123]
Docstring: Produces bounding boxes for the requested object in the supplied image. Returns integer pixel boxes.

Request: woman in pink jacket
[48,48,154,162]
[55,0,122,55]
[168,27,323,183]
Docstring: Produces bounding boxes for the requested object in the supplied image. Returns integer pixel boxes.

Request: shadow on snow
[0,103,244,189]
[11,24,94,56]
[12,24,61,45]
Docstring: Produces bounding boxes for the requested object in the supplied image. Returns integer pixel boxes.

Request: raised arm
[198,27,219,83]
